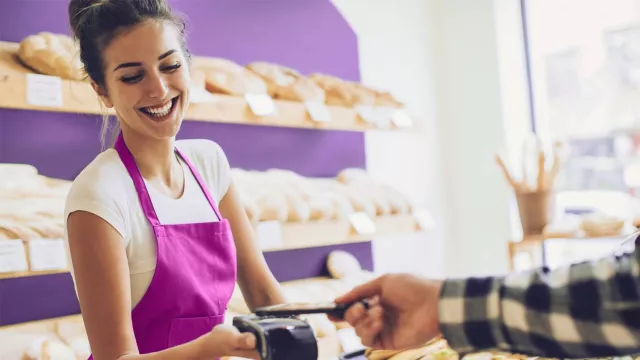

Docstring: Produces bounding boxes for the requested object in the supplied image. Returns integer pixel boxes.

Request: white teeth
[144,99,173,117]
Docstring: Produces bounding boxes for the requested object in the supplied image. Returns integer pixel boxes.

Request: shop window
[521,0,640,266]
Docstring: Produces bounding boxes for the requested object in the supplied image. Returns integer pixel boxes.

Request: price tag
[356,106,396,128]
[189,86,216,104]
[254,221,284,250]
[412,207,436,230]
[349,212,377,235]
[305,101,331,122]
[244,93,276,116]
[26,73,63,108]
[391,109,413,128]
[355,105,378,124]
[0,240,28,273]
[28,239,68,271]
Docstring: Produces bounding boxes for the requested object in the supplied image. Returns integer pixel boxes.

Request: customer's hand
[333,273,444,350]
[196,324,259,359]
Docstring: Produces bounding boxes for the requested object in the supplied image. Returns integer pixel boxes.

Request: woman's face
[97,20,191,141]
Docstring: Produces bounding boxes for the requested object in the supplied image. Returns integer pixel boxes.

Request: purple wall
[0,0,373,326]
[0,0,366,179]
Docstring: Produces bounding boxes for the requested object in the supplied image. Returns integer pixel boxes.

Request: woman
[64,0,286,359]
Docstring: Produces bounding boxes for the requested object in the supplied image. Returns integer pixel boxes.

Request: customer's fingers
[354,306,384,347]
[344,301,367,325]
[335,277,383,304]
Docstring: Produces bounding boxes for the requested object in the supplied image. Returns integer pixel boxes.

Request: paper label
[26,73,63,108]
[244,93,276,116]
[349,212,377,235]
[336,327,365,353]
[28,239,68,271]
[412,207,436,230]
[0,240,28,273]
[355,105,378,124]
[305,101,332,122]
[356,106,397,128]
[391,109,413,128]
[254,221,284,250]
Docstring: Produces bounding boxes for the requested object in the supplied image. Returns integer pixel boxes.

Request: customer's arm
[438,241,640,358]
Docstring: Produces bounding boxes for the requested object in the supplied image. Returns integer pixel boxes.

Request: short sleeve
[64,165,130,246]
[182,139,232,205]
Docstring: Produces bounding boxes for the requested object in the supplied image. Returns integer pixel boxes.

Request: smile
[138,96,179,121]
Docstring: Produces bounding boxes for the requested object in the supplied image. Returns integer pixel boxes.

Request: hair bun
[68,0,106,37]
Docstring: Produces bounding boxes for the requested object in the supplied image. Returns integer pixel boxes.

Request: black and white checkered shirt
[438,235,640,359]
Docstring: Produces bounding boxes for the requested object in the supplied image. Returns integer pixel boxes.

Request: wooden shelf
[0,268,68,280]
[258,213,421,252]
[0,41,416,133]
[0,214,422,279]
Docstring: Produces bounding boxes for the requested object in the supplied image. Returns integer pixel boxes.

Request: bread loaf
[380,185,412,214]
[246,62,299,97]
[308,74,383,107]
[17,32,84,81]
[246,62,326,102]
[308,73,355,106]
[306,193,334,220]
[255,193,288,222]
[336,168,372,185]
[0,222,41,240]
[25,220,65,239]
[332,184,377,218]
[376,91,404,108]
[348,82,378,107]
[23,337,76,360]
[283,190,311,222]
[195,57,268,96]
[325,191,354,219]
[327,250,362,279]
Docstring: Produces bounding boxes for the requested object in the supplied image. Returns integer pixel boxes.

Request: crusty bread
[246,62,299,96]
[376,91,404,108]
[247,62,325,102]
[194,57,268,96]
[22,337,77,360]
[17,32,84,81]
[308,73,355,106]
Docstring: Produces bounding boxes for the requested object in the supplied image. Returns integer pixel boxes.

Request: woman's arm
[67,211,226,360]
[219,181,287,310]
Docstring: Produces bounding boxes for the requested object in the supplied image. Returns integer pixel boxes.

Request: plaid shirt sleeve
[437,238,640,359]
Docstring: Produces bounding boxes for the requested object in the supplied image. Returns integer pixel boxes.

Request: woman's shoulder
[68,149,130,197]
[64,149,133,239]
[176,139,229,170]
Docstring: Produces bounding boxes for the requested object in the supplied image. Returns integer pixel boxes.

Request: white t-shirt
[63,139,231,308]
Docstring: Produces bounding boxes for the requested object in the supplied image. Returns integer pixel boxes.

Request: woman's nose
[146,73,169,98]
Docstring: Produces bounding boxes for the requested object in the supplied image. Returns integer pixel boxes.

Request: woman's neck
[121,129,183,193]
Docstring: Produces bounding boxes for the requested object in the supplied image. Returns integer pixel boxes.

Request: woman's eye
[120,74,143,84]
[162,63,182,72]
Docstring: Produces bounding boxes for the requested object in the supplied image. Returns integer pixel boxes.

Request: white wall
[332,0,533,278]
[332,0,447,278]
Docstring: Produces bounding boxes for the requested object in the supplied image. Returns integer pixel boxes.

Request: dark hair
[68,0,190,88]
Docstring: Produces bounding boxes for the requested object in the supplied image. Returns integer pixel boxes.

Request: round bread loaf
[18,32,84,81]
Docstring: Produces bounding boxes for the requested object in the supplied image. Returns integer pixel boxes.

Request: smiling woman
[63,1,287,360]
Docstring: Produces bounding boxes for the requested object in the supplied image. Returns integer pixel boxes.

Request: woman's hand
[196,324,260,359]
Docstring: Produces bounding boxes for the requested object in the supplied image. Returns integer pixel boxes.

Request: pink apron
[88,133,237,358]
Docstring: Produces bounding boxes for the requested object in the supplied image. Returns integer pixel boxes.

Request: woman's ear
[91,81,113,108]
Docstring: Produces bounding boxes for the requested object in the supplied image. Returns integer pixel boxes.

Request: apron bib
[88,134,237,357]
